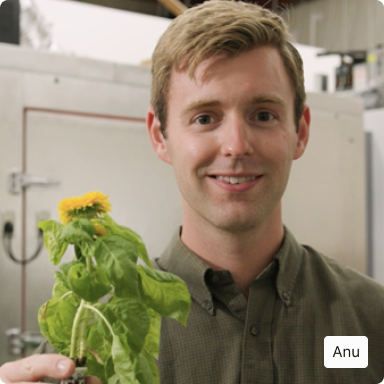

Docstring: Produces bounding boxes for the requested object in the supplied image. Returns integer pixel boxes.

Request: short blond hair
[151,0,305,134]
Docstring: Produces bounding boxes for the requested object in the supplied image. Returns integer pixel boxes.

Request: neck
[181,205,284,297]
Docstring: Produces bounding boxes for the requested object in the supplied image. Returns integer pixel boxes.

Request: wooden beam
[157,0,187,16]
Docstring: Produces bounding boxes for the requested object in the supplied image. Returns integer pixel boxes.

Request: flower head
[58,191,111,225]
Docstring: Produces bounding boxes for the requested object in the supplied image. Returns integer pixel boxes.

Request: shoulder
[152,258,161,270]
[299,243,384,308]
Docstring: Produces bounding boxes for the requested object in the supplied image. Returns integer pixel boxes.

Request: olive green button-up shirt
[155,227,384,384]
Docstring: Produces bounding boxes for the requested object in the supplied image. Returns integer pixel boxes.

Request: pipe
[157,0,187,16]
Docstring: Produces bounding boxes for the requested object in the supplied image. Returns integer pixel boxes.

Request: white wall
[34,0,172,66]
[284,0,384,52]
[32,0,340,94]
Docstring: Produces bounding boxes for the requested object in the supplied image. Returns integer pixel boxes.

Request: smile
[212,176,258,185]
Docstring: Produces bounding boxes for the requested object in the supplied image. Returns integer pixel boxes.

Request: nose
[219,115,253,158]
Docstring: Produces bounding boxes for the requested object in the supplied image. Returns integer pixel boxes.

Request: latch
[8,170,60,195]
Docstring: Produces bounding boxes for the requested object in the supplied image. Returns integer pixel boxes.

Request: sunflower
[58,191,111,225]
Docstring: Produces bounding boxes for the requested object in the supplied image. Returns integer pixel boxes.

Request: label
[324,336,368,368]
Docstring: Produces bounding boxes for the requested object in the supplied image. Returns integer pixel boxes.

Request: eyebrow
[182,94,287,116]
[182,99,222,115]
[247,94,287,108]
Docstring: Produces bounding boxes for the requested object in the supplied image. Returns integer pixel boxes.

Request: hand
[0,355,101,384]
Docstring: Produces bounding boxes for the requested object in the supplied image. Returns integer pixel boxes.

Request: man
[1,1,383,383]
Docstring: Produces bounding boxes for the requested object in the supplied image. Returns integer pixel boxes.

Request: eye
[196,115,214,125]
[256,111,275,122]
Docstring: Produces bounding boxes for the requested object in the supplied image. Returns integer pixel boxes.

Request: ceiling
[71,0,315,18]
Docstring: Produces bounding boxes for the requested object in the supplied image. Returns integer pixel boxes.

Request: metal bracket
[6,328,45,355]
[8,170,60,195]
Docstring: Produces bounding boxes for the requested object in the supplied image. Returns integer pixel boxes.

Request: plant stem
[70,299,85,359]
[78,306,90,358]
[84,304,114,336]
[70,256,94,360]
[76,258,93,359]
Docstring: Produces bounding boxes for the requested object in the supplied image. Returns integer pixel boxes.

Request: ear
[293,104,310,160]
[146,107,171,164]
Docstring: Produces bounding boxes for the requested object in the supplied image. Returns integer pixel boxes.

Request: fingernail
[57,359,72,373]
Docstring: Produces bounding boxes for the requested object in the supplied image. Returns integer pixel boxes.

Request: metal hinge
[8,169,60,195]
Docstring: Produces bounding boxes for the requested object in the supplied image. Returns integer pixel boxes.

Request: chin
[213,217,261,234]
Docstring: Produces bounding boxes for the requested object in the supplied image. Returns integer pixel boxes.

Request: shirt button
[211,275,220,284]
[282,292,290,301]
[250,325,259,336]
[203,300,213,310]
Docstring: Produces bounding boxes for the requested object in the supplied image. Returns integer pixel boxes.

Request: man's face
[147,46,309,234]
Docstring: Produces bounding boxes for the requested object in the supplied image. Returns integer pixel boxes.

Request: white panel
[0,42,114,82]
[24,111,181,338]
[283,93,367,273]
[23,72,150,118]
[364,109,384,285]
[0,42,151,86]
[0,71,23,364]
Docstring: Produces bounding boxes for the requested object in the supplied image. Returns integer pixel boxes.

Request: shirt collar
[155,226,304,309]
[155,227,215,315]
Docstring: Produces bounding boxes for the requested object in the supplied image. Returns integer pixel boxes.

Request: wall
[33,0,172,65]
[283,0,384,51]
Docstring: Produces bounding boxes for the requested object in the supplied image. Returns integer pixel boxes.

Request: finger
[0,355,74,383]
[86,376,102,384]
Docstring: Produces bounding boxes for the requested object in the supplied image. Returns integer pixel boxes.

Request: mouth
[209,175,260,185]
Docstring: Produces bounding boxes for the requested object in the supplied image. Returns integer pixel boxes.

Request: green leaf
[143,308,161,360]
[62,219,95,244]
[112,334,140,384]
[75,244,83,260]
[87,322,112,364]
[93,303,116,344]
[68,263,111,302]
[78,240,98,259]
[108,298,149,354]
[103,215,153,269]
[107,374,120,384]
[52,272,69,298]
[85,323,111,384]
[95,236,139,298]
[136,350,159,384]
[38,302,50,343]
[51,272,77,304]
[60,259,81,277]
[105,357,115,381]
[137,265,191,326]
[38,220,68,266]
[37,299,77,354]
[86,354,107,384]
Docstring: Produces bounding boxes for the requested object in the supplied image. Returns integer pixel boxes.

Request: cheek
[177,133,216,165]
[259,133,296,167]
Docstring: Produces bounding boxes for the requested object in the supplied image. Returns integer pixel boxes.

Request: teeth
[216,176,257,184]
